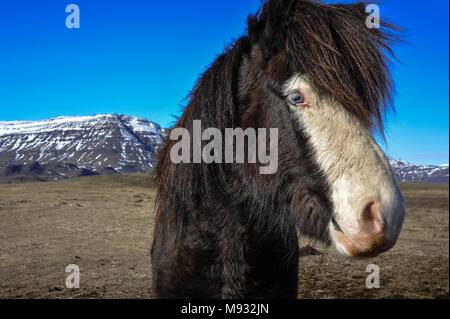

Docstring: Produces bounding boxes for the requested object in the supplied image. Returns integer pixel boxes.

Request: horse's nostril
[360,202,384,235]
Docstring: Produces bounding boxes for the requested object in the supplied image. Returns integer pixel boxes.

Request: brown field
[0,174,448,299]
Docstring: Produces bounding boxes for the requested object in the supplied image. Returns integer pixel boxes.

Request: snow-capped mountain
[0,114,165,182]
[389,159,449,184]
[0,114,448,184]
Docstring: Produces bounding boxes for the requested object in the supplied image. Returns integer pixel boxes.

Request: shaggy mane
[247,0,402,135]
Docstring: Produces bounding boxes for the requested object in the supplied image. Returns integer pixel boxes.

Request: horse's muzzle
[331,201,405,258]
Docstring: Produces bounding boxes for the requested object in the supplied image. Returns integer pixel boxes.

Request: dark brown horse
[151,0,405,298]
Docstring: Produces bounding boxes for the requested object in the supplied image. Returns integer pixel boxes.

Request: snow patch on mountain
[389,158,449,184]
[0,114,165,181]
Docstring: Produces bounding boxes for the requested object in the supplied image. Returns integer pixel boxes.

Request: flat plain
[0,174,448,298]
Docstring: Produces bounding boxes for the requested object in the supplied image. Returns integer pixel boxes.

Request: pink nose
[360,202,384,235]
[333,202,396,258]
[352,202,395,257]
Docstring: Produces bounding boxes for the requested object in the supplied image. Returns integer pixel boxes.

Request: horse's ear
[247,0,295,52]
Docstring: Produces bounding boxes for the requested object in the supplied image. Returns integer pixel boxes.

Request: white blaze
[285,75,405,256]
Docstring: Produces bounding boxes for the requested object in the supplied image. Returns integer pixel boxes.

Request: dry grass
[0,175,448,298]
[0,174,155,298]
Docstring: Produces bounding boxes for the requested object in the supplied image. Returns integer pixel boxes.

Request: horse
[151,0,406,299]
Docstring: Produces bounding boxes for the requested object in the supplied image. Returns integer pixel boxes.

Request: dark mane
[153,37,252,240]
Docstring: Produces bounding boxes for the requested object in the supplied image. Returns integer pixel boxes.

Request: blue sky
[0,0,448,165]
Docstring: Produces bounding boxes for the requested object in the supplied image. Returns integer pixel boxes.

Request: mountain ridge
[0,114,448,184]
[0,114,164,182]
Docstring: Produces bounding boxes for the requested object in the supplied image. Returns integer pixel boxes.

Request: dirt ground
[0,174,448,299]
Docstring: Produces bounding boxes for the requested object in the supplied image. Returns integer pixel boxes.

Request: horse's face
[281,75,405,258]
[241,0,407,257]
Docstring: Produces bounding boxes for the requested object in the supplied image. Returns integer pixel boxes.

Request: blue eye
[287,91,305,105]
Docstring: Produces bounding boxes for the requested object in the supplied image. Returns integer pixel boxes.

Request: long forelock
[248,0,402,136]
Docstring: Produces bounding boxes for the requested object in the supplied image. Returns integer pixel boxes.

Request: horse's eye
[287,91,305,106]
